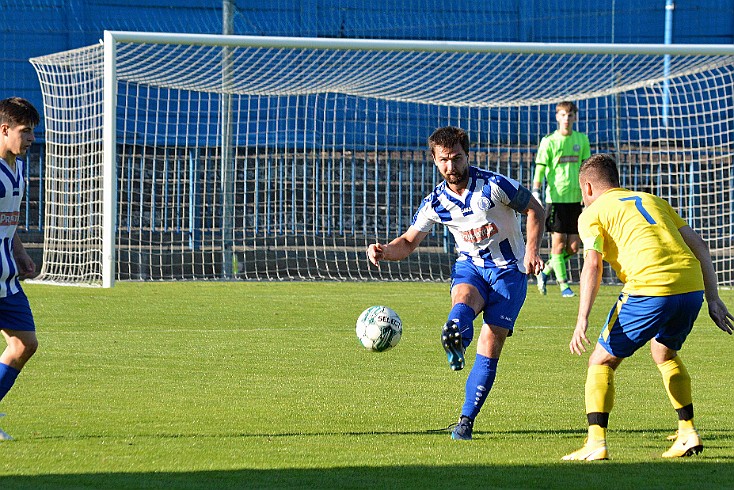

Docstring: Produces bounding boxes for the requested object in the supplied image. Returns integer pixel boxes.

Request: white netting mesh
[29,35,734,285]
[31,44,104,285]
[114,42,734,106]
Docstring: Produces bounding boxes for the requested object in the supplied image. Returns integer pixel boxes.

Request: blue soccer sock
[0,363,20,403]
[448,302,476,348]
[460,354,498,420]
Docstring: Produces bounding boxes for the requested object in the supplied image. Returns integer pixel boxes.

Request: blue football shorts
[450,259,528,334]
[597,290,704,358]
[0,289,36,332]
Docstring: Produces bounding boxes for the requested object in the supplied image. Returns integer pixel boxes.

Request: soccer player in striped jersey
[563,154,733,461]
[532,101,591,297]
[367,126,545,440]
[0,97,41,441]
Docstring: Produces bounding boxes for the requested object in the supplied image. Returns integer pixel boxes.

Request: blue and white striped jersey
[411,166,532,271]
[0,158,25,298]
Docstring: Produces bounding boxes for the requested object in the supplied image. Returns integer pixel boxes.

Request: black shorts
[545,202,583,234]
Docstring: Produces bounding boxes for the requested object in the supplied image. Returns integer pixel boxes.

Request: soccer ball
[355,305,402,352]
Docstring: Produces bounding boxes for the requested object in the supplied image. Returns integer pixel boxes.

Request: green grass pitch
[0,281,733,488]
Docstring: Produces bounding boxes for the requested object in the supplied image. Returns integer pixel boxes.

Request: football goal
[29,31,734,286]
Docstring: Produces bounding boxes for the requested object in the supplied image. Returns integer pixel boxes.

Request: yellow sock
[678,419,695,433]
[585,365,615,442]
[588,424,606,441]
[657,356,695,432]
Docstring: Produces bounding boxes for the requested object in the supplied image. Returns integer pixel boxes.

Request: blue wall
[5,0,734,141]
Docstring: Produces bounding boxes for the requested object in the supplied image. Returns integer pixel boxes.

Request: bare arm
[679,226,734,334]
[367,227,429,268]
[12,232,36,279]
[570,249,603,355]
[531,168,544,202]
[521,194,545,276]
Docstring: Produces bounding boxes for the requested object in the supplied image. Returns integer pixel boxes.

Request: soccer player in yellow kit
[563,154,733,461]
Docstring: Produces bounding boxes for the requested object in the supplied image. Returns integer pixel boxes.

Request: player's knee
[588,349,622,370]
[23,338,38,359]
[14,336,38,362]
[477,324,508,357]
[571,234,582,251]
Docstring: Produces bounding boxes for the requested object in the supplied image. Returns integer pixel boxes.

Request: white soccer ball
[355,305,402,352]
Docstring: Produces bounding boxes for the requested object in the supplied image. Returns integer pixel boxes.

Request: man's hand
[569,319,592,355]
[367,243,384,267]
[14,250,36,280]
[524,253,544,276]
[708,297,734,335]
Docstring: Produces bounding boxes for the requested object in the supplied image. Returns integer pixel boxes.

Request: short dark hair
[428,126,469,156]
[0,97,40,128]
[580,154,620,187]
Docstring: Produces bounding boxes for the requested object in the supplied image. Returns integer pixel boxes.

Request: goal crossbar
[108,31,734,56]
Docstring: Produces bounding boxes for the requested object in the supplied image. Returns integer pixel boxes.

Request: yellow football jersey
[578,188,704,296]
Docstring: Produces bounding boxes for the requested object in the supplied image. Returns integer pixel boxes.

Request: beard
[443,168,468,186]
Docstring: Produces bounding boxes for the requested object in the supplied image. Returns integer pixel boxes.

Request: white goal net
[29,32,734,286]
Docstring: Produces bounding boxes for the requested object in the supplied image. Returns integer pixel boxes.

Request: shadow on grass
[1,461,733,490]
[24,426,734,440]
[2,429,733,489]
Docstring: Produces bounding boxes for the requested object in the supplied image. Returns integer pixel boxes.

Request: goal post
[102,33,118,288]
[29,31,734,286]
